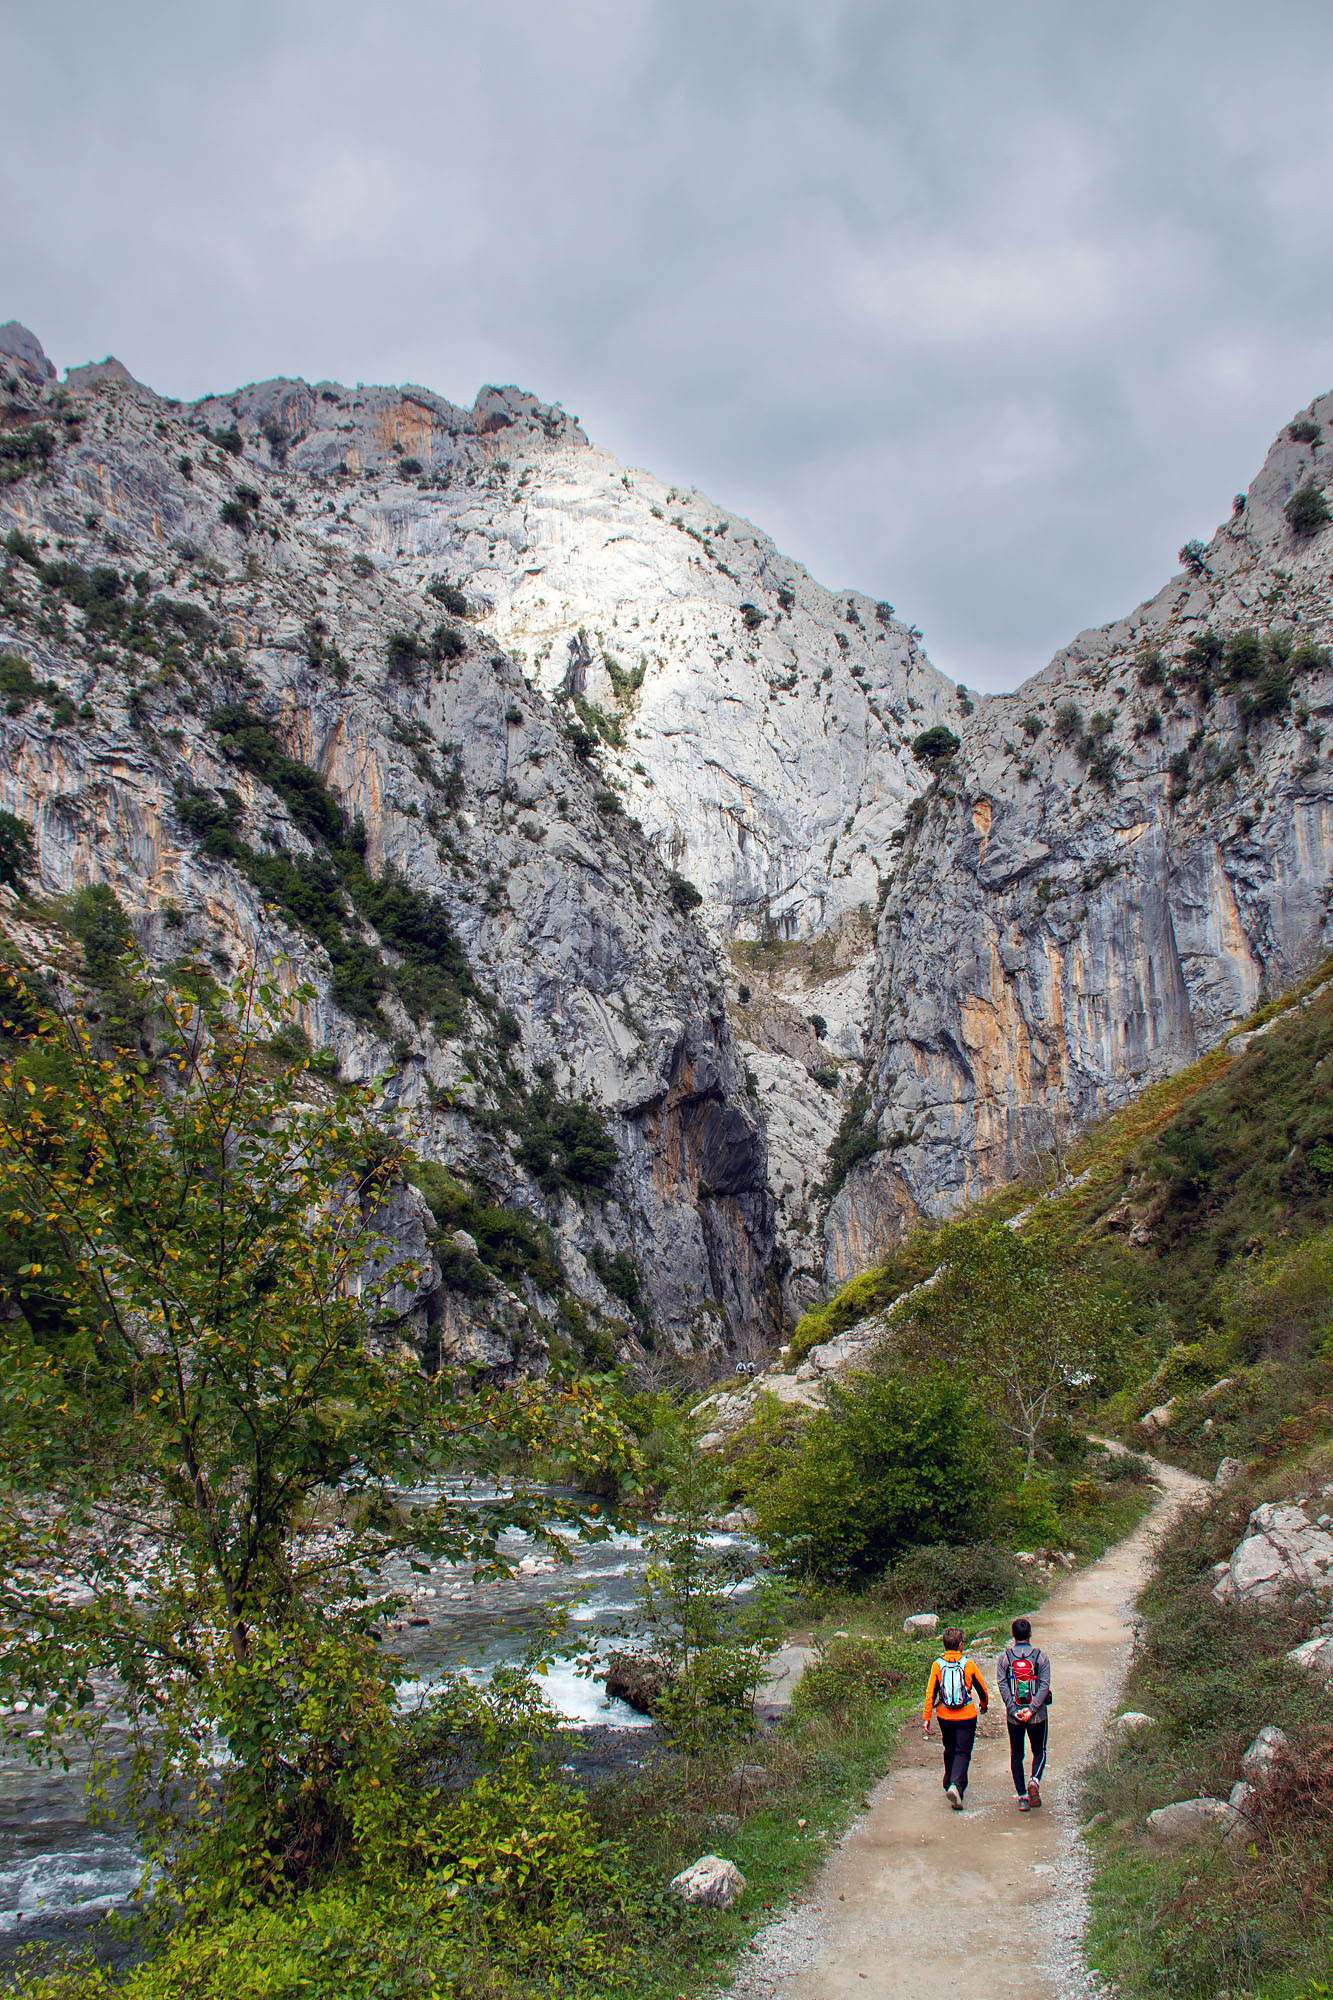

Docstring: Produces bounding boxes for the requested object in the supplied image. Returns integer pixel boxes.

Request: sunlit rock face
[832,397,1333,1279]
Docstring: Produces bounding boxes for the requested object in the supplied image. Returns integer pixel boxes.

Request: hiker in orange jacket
[922,1626,990,1809]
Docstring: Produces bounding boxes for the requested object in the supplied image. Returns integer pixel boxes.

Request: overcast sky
[6,0,1333,691]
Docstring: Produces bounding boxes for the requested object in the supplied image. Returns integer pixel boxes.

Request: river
[0,1517,748,1954]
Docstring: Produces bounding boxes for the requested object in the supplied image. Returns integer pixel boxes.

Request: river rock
[670,1854,747,1909]
[1212,1503,1333,1608]
[604,1651,675,1716]
[903,1613,939,1636]
[1146,1798,1240,1840]
[1215,1456,1245,1488]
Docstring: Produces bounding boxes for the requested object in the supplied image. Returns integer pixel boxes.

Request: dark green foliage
[602,654,646,704]
[350,871,475,1034]
[208,707,344,844]
[397,456,423,476]
[184,718,476,1037]
[665,870,702,914]
[788,1636,906,1721]
[211,425,243,454]
[876,1540,1022,1613]
[754,1367,1001,1581]
[385,624,465,681]
[66,883,133,983]
[0,652,40,713]
[1287,415,1322,444]
[302,617,349,686]
[1022,709,1045,736]
[809,1013,828,1039]
[820,1082,879,1198]
[218,499,252,535]
[409,1161,562,1293]
[1178,538,1209,574]
[4,529,41,566]
[812,1066,839,1089]
[571,691,624,749]
[1052,700,1084,743]
[426,577,468,616]
[594,788,622,815]
[0,423,55,484]
[1224,627,1264,680]
[1178,629,1224,693]
[0,813,35,892]
[911,724,960,764]
[590,1244,644,1318]
[564,719,597,759]
[1136,653,1165,687]
[175,785,245,857]
[1284,482,1330,536]
[739,602,765,630]
[515,1086,617,1200]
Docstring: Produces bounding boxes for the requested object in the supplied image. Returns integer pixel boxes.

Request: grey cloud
[5,0,1333,688]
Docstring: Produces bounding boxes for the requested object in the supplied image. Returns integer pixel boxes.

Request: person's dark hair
[942,1625,964,1651]
[1012,1616,1031,1641]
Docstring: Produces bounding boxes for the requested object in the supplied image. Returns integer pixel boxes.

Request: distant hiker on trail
[997,1615,1051,1810]
[922,1626,990,1809]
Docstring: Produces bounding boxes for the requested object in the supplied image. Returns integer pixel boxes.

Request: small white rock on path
[727,1457,1208,2000]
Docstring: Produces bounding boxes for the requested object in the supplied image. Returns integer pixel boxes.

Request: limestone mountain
[2,316,1331,1346]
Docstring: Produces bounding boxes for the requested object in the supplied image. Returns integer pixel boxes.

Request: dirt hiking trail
[729,1459,1208,2000]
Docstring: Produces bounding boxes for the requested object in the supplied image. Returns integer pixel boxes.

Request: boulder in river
[604,1650,675,1715]
[670,1854,746,1908]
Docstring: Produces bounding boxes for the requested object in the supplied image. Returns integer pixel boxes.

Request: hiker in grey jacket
[997,1616,1051,1809]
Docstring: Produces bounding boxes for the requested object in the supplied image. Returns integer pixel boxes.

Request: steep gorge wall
[830,398,1333,1278]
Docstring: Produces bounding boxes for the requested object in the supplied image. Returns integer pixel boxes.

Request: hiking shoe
[1027,1779,1041,1809]
[1017,1795,1031,1811]
[946,1783,963,1810]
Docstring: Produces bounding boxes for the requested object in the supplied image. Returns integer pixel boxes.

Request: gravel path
[727,1460,1207,2000]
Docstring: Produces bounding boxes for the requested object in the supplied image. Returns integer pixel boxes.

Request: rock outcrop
[1212,1500,1333,1609]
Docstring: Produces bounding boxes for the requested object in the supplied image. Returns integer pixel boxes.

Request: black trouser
[1007,1714,1048,1795]
[938,1717,977,1795]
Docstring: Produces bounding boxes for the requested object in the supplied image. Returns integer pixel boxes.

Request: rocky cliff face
[178,349,956,1314]
[830,400,1333,1277]
[4,316,1331,1338]
[0,324,775,1369]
